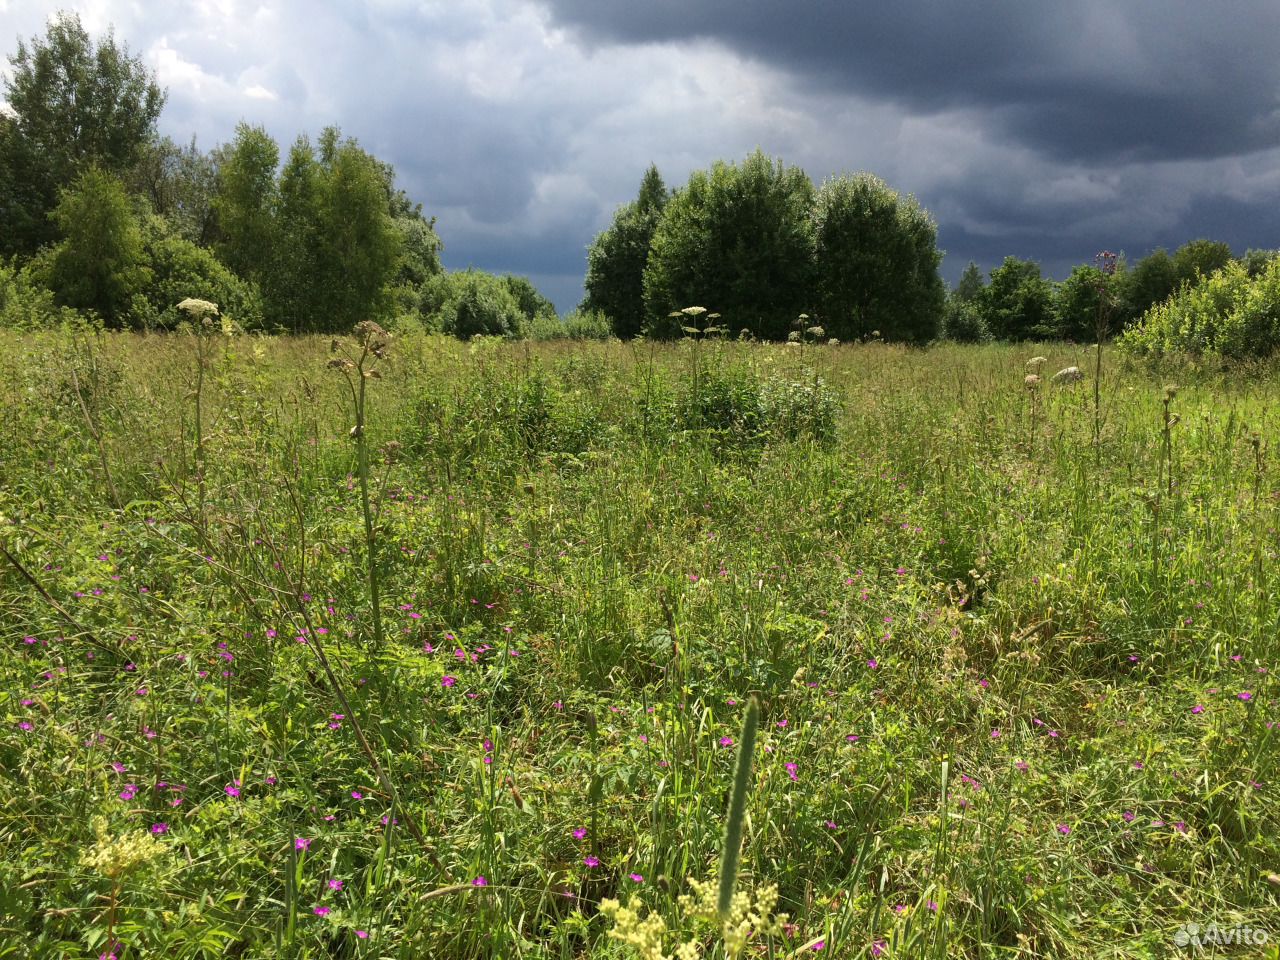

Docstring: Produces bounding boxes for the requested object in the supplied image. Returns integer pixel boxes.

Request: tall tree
[128,135,219,246]
[954,261,985,303]
[811,173,945,343]
[583,164,668,338]
[0,12,165,256]
[44,167,149,325]
[644,150,814,339]
[980,257,1056,341]
[213,123,280,286]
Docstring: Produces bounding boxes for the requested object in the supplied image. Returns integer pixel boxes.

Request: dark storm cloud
[6,1,1280,310]
[538,0,1280,163]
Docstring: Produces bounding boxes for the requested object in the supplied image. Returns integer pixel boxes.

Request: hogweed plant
[1091,251,1118,460]
[328,319,392,650]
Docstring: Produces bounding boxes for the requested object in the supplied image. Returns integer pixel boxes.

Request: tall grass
[0,332,1276,958]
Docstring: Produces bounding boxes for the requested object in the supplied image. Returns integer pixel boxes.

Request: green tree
[1240,248,1280,278]
[423,269,526,339]
[129,135,218,246]
[955,261,985,303]
[503,274,557,326]
[1054,263,1111,342]
[43,167,150,324]
[583,164,668,338]
[213,124,280,286]
[811,173,944,343]
[1118,248,1177,327]
[128,214,264,330]
[980,257,1056,341]
[643,150,814,340]
[1172,238,1233,286]
[0,12,165,256]
[310,127,403,331]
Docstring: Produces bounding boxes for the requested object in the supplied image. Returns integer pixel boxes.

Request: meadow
[1,326,1277,959]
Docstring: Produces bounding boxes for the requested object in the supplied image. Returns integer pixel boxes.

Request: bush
[0,259,88,328]
[422,269,527,339]
[127,217,264,330]
[942,298,991,343]
[1119,258,1280,359]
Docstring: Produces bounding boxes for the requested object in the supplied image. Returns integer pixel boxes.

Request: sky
[4,1,1280,312]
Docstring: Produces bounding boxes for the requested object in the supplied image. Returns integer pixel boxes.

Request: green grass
[0,329,1277,958]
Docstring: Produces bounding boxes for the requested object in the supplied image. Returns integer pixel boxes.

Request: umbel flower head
[79,816,166,880]
[176,298,219,320]
[599,876,790,960]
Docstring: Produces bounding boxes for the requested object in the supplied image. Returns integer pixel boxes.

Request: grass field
[1,327,1277,958]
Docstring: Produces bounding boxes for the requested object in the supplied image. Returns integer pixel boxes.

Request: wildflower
[351,790,363,800]
[871,940,888,957]
[1191,704,1205,714]
[629,873,644,883]
[295,838,311,851]
[150,823,168,834]
[812,942,826,952]
[224,783,241,798]
[785,762,799,782]
[329,878,343,890]
[719,736,734,747]
[572,827,587,839]
[1057,823,1071,835]
[441,676,457,688]
[1238,691,1253,701]
[111,762,127,774]
[990,728,1001,738]
[313,906,330,917]
[1123,811,1136,822]
[472,876,488,886]
[584,856,600,867]
[356,930,369,939]
[867,658,879,669]
[1014,761,1029,772]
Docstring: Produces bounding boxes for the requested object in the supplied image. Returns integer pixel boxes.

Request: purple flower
[629,873,644,883]
[328,878,343,890]
[1191,704,1205,714]
[990,728,1001,738]
[785,762,799,782]
[313,905,330,917]
[1238,691,1253,701]
[472,876,488,886]
[151,823,168,834]
[295,838,311,851]
[719,736,734,747]
[1057,823,1071,835]
[572,827,587,839]
[441,676,457,688]
[583,856,600,868]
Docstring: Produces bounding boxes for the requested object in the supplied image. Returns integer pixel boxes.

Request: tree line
[585,158,1277,344]
[0,12,564,336]
[3,14,1275,344]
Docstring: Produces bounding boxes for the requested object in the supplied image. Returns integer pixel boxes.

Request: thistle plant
[1090,251,1118,460]
[328,320,391,649]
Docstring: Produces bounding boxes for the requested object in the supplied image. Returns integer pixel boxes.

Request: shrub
[942,298,991,343]
[1119,258,1280,359]
[422,269,526,339]
[0,259,88,328]
[127,217,264,330]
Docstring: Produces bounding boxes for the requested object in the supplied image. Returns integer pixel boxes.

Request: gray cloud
[4,1,1280,310]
